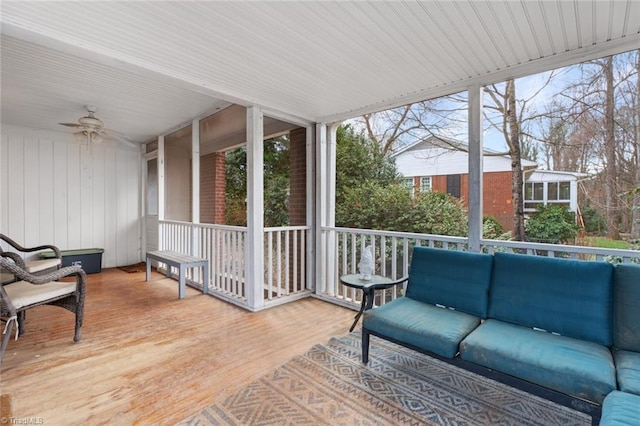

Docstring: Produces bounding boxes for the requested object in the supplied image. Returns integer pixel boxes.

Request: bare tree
[603,56,620,239]
[360,98,465,154]
[485,79,527,240]
[558,53,640,238]
[633,52,640,238]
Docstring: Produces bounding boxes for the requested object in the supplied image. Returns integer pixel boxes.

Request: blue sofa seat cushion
[363,297,480,359]
[489,252,614,346]
[613,264,640,352]
[600,391,640,425]
[459,319,616,404]
[614,350,640,396]
[406,247,493,318]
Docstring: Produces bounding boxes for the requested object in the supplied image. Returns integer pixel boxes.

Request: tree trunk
[505,79,526,241]
[604,56,620,239]
[631,51,640,239]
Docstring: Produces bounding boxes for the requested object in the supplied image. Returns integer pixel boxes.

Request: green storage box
[40,248,104,274]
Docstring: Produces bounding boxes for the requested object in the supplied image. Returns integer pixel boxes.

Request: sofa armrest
[363,276,408,310]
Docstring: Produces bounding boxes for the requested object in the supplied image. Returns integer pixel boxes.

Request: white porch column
[191,119,200,258]
[468,85,483,252]
[314,123,338,296]
[306,125,315,291]
[315,123,328,295]
[158,135,165,249]
[326,123,338,293]
[246,106,264,310]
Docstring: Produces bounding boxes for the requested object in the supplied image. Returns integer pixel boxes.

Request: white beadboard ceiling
[1,1,639,144]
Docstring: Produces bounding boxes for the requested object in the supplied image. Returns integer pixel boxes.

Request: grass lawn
[582,236,632,250]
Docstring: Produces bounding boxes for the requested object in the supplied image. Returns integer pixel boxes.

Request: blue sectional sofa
[362,246,640,424]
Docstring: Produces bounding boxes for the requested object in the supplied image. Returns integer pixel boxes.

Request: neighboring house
[393,136,586,232]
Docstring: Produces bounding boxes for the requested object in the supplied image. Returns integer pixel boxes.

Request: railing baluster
[285,230,290,295]
[277,230,282,297]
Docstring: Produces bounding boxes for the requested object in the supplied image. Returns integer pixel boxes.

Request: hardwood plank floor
[1,267,356,425]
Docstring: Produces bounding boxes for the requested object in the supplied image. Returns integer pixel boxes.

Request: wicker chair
[0,256,86,364]
[0,233,63,277]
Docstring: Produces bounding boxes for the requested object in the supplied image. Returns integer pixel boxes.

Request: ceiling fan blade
[104,130,137,148]
[59,122,82,128]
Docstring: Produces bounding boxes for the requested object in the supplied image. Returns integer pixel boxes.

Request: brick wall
[288,127,306,291]
[482,171,514,232]
[414,171,515,232]
[289,128,306,226]
[200,152,226,224]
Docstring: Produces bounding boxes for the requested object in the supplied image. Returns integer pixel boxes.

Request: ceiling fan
[59,105,108,146]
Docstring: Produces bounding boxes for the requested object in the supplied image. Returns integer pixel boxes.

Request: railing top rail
[482,238,640,258]
[325,226,469,244]
[159,220,247,232]
[265,226,310,232]
[325,226,639,260]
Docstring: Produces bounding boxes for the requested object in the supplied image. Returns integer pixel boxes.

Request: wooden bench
[145,250,209,299]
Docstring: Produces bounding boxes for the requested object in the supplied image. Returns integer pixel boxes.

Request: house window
[524,182,544,210]
[524,181,572,211]
[446,174,461,198]
[548,182,571,202]
[420,176,432,193]
[403,178,414,189]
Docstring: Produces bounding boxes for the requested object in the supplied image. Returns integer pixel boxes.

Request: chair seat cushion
[1,270,15,284]
[614,350,640,396]
[459,319,616,404]
[25,258,61,273]
[600,390,640,425]
[363,297,480,358]
[4,280,76,309]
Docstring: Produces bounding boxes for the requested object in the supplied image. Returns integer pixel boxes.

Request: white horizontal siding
[395,147,515,177]
[0,125,142,268]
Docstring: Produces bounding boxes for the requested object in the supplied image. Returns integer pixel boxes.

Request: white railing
[158,221,311,309]
[320,226,640,309]
[158,222,640,312]
[481,239,640,263]
[321,227,468,309]
[200,224,248,303]
[159,220,248,306]
[264,226,310,303]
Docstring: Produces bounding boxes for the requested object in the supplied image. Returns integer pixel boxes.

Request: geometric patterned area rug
[177,332,591,425]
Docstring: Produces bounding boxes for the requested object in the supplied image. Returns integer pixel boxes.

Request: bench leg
[146,258,151,282]
[362,328,370,364]
[178,265,186,299]
[202,264,209,295]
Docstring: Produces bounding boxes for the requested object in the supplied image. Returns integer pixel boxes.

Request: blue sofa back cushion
[613,264,640,352]
[489,252,614,346]
[406,247,493,318]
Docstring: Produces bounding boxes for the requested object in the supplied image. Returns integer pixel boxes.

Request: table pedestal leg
[349,291,368,332]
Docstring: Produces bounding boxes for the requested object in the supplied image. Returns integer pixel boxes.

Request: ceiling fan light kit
[60,105,108,151]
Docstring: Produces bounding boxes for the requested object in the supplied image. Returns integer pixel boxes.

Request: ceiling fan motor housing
[78,115,103,131]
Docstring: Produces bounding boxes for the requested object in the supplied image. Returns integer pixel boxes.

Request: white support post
[246,106,264,310]
[468,85,484,252]
[306,124,315,291]
[191,119,200,258]
[158,135,165,249]
[326,123,338,293]
[570,181,578,216]
[315,123,328,295]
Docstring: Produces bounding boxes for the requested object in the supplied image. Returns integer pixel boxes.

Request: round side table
[340,274,399,332]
